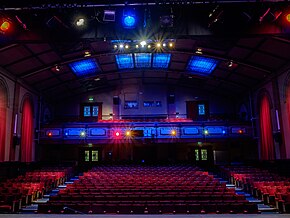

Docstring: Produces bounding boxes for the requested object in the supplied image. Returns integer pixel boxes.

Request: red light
[238,129,243,134]
[48,132,52,137]
[286,14,290,23]
[115,131,120,137]
[0,21,10,32]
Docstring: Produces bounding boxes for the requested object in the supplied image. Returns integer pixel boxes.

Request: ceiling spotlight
[125,44,129,49]
[140,41,147,47]
[228,60,233,68]
[119,44,124,49]
[114,44,118,49]
[171,130,177,136]
[147,44,151,48]
[156,42,161,48]
[55,65,60,72]
[0,19,11,32]
[169,42,173,47]
[136,44,139,48]
[286,13,290,23]
[84,51,91,57]
[162,43,166,47]
[76,18,85,26]
[195,48,203,54]
[126,130,131,136]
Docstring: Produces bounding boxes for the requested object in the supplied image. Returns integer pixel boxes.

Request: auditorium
[0,0,290,217]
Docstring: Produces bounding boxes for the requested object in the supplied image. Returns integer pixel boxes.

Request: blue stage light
[187,56,218,75]
[134,53,151,68]
[122,9,137,28]
[115,54,134,69]
[153,53,171,68]
[69,59,100,77]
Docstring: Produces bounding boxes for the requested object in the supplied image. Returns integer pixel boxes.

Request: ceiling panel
[237,37,264,48]
[6,58,43,75]
[101,63,117,72]
[26,43,51,54]
[228,46,252,60]
[38,51,61,65]
[0,45,31,66]
[169,62,186,71]
[247,52,285,70]
[259,38,290,60]
[97,55,116,64]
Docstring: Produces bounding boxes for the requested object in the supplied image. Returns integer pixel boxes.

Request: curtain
[259,94,275,160]
[287,84,290,131]
[0,87,7,162]
[21,97,34,162]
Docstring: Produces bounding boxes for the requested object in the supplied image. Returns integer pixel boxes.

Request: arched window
[0,82,7,162]
[259,93,275,160]
[21,96,34,162]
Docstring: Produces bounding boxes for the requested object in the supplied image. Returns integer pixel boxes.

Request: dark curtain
[21,97,34,162]
[259,94,275,160]
[0,86,7,162]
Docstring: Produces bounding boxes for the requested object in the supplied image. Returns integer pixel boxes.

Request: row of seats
[38,165,257,214]
[0,167,71,213]
[220,165,290,213]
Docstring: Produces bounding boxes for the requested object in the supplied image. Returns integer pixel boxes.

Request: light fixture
[76,18,85,27]
[119,44,124,49]
[204,130,209,135]
[114,44,118,49]
[125,44,129,49]
[195,48,203,54]
[84,51,91,57]
[140,40,147,47]
[0,19,11,32]
[80,131,86,137]
[126,130,131,136]
[55,65,60,72]
[103,10,115,22]
[162,43,166,47]
[156,42,161,48]
[286,13,290,23]
[171,130,177,136]
[122,9,137,29]
[169,42,173,48]
[228,60,233,68]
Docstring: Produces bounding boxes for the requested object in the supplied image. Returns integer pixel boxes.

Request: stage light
[238,129,243,134]
[80,131,86,137]
[119,44,124,49]
[0,20,11,32]
[126,130,131,136]
[156,42,161,48]
[187,56,218,75]
[48,132,52,137]
[147,44,151,49]
[169,42,173,48]
[69,59,101,77]
[122,9,137,29]
[204,130,209,135]
[136,44,139,48]
[140,41,147,47]
[222,130,226,134]
[125,44,129,49]
[286,13,290,23]
[115,131,120,137]
[162,43,166,47]
[76,18,85,27]
[171,130,177,136]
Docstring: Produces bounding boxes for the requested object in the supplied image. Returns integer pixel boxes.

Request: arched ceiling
[0,1,290,102]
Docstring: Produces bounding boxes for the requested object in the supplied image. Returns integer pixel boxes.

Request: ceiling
[0,1,290,102]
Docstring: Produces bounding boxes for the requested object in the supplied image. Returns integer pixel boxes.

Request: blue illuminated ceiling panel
[69,59,100,77]
[134,53,152,68]
[187,56,218,75]
[115,54,134,69]
[153,53,171,68]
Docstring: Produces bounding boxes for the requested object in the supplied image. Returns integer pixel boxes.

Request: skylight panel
[187,56,218,75]
[153,53,171,68]
[134,53,152,68]
[69,59,100,77]
[115,54,134,69]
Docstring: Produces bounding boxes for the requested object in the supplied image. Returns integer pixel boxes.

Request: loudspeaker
[113,96,119,105]
[168,94,175,104]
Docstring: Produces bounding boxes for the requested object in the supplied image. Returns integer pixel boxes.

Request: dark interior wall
[52,84,238,120]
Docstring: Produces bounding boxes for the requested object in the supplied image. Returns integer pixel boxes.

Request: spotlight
[48,132,52,137]
[122,9,137,29]
[76,18,85,27]
[0,19,11,32]
[126,130,131,136]
[169,42,173,48]
[125,44,129,49]
[114,44,118,49]
[119,44,124,49]
[140,41,147,47]
[156,42,161,48]
[136,44,139,48]
[286,13,290,23]
[204,130,209,135]
[162,43,166,47]
[171,130,177,136]
[147,44,151,49]
[80,131,86,137]
[238,129,243,134]
[115,131,120,137]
